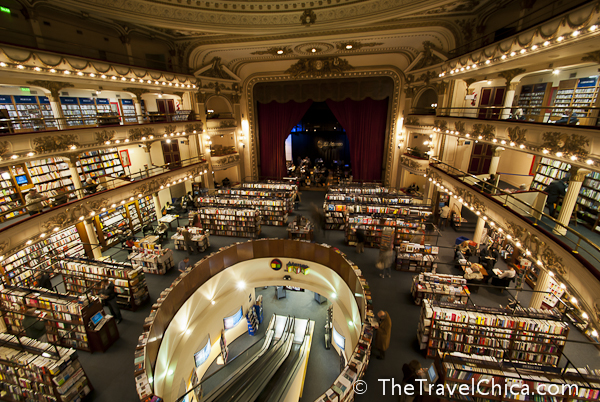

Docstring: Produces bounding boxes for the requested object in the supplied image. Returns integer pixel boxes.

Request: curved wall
[139,239,370,402]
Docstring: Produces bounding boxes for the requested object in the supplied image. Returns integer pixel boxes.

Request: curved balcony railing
[429,157,600,272]
[0,112,200,135]
[0,155,208,232]
[412,106,600,128]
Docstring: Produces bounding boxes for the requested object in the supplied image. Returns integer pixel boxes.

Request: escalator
[200,315,313,402]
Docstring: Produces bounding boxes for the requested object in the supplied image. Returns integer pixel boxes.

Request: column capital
[26,80,74,99]
[492,146,506,157]
[123,87,149,100]
[569,167,591,182]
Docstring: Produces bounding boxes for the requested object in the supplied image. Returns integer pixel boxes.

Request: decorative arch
[205,94,234,115]
[413,86,439,111]
[242,68,404,185]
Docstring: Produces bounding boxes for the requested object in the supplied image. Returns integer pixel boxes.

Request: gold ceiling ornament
[507,126,527,143]
[300,9,317,26]
[455,18,476,43]
[284,57,353,78]
[251,47,293,56]
[431,80,448,95]
[433,119,448,131]
[541,132,589,158]
[464,78,477,88]
[94,129,116,144]
[405,116,420,126]
[131,177,170,197]
[184,122,204,133]
[26,80,74,99]
[335,41,384,51]
[403,86,417,98]
[413,41,445,70]
[454,121,466,135]
[164,125,177,135]
[128,127,156,142]
[581,50,600,64]
[418,70,438,85]
[32,134,79,154]
[497,68,526,88]
[471,123,495,140]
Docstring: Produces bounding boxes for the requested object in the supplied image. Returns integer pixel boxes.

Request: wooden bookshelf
[198,194,288,226]
[26,157,75,200]
[219,188,296,212]
[196,206,261,238]
[0,167,26,222]
[94,204,131,250]
[0,225,87,287]
[76,148,124,182]
[550,77,600,125]
[420,300,569,365]
[412,273,468,305]
[60,258,150,311]
[138,195,157,226]
[517,83,550,121]
[0,333,94,402]
[397,242,439,272]
[437,352,600,402]
[0,286,103,351]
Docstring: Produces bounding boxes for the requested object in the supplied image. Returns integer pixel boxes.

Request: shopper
[25,188,46,216]
[483,174,496,194]
[354,228,366,253]
[544,178,567,217]
[179,257,191,273]
[100,279,122,323]
[377,227,394,278]
[37,271,53,290]
[84,178,99,194]
[401,360,425,402]
[182,227,196,254]
[490,246,500,267]
[374,310,392,360]
[23,308,47,342]
[485,266,516,284]
[407,182,420,195]
[439,203,450,229]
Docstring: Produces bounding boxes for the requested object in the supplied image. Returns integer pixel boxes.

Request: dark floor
[73,190,600,402]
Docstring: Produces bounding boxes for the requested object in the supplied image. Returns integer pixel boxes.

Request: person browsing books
[179,257,190,273]
[99,279,122,323]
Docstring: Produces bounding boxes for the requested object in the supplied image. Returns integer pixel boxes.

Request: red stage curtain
[257,100,313,179]
[326,98,389,182]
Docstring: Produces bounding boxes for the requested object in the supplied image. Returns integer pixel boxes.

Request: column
[66,157,84,199]
[133,96,143,124]
[473,216,486,245]
[153,194,163,219]
[83,219,103,259]
[423,178,434,205]
[143,143,153,178]
[553,168,589,236]
[529,269,551,309]
[500,83,518,119]
[489,147,505,175]
[48,94,67,130]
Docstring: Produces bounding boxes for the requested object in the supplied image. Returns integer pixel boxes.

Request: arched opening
[413,88,438,114]
[206,96,233,119]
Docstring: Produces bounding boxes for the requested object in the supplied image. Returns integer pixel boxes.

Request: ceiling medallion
[285,57,354,78]
[294,42,333,55]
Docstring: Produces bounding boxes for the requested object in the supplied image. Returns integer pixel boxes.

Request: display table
[137,235,159,247]
[411,272,469,305]
[129,247,175,274]
[159,214,178,231]
[171,227,210,252]
[287,217,314,241]
[87,315,120,353]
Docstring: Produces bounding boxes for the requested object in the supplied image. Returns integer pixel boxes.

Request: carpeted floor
[73,190,600,402]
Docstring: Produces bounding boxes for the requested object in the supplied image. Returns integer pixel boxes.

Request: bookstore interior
[1,1,600,402]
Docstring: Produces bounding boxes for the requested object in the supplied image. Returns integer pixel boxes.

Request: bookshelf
[419,300,569,365]
[530,157,600,233]
[328,185,389,195]
[76,148,124,181]
[438,352,600,402]
[196,207,261,238]
[550,77,600,124]
[517,83,550,121]
[0,167,26,221]
[94,205,131,250]
[59,97,85,127]
[197,195,281,227]
[127,202,142,233]
[119,99,137,124]
[0,286,103,351]
[130,247,174,275]
[171,227,210,252]
[411,272,468,305]
[217,188,295,213]
[397,242,439,272]
[26,157,75,199]
[60,258,150,311]
[0,225,87,287]
[0,333,94,402]
[138,195,157,225]
[241,182,298,192]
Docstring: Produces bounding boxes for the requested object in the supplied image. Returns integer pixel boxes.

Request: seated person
[478,245,489,263]
[464,266,483,281]
[222,177,231,187]
[84,178,98,194]
[485,266,516,284]
[124,237,136,249]
[407,182,420,194]
[555,111,579,124]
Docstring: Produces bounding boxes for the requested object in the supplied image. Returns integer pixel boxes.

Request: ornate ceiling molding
[32,134,80,154]
[284,57,354,78]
